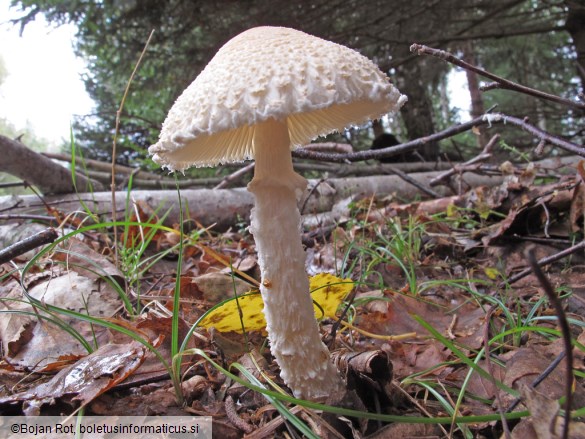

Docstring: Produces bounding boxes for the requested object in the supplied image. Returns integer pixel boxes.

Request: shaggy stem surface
[247,118,343,399]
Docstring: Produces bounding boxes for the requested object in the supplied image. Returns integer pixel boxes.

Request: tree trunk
[566,0,585,94]
[394,59,439,160]
[0,135,103,194]
[462,41,489,149]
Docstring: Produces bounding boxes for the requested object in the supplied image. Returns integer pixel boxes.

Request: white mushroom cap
[149,26,407,171]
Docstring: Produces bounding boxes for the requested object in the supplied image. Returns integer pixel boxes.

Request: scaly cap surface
[149,26,407,171]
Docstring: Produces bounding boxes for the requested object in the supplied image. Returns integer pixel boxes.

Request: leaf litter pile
[1,157,585,438]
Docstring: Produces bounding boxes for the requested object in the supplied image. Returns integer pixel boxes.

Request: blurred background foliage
[7,0,585,169]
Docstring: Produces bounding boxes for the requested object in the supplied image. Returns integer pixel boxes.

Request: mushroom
[149,26,406,400]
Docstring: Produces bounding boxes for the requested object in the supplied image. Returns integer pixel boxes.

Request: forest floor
[0,157,584,439]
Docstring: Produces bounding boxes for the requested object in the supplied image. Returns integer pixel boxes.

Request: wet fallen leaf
[199,273,353,332]
[0,340,151,415]
[0,282,35,356]
[449,359,504,401]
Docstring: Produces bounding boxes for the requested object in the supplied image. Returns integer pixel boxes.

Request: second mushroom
[149,26,406,400]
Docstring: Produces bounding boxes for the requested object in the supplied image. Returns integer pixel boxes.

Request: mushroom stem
[247,118,343,399]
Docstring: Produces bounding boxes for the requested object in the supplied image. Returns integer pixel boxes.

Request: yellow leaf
[309,273,354,319]
[483,267,500,280]
[199,273,353,333]
[199,292,266,333]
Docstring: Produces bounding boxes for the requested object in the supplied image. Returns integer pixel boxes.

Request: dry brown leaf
[449,359,504,401]
[508,385,585,439]
[1,271,121,370]
[119,200,163,246]
[53,237,123,282]
[187,271,253,303]
[570,162,585,233]
[365,422,441,438]
[499,347,565,409]
[0,282,36,356]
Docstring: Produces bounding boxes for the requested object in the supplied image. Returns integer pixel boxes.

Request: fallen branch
[50,152,455,188]
[82,169,222,189]
[43,152,158,178]
[381,165,441,198]
[293,113,585,163]
[0,135,103,194]
[0,171,506,230]
[302,142,354,154]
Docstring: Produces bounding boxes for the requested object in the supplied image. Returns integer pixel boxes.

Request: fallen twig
[225,395,254,434]
[84,169,222,189]
[302,142,354,154]
[430,134,499,187]
[506,351,566,413]
[499,239,585,288]
[214,162,254,189]
[382,165,441,198]
[0,181,28,189]
[0,214,56,223]
[43,152,160,179]
[0,227,58,264]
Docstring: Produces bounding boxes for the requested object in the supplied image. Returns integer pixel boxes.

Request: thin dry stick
[383,164,441,198]
[300,178,326,215]
[506,351,566,413]
[0,228,58,264]
[0,181,27,189]
[293,115,490,163]
[490,113,585,156]
[224,395,254,434]
[0,214,56,222]
[430,134,499,187]
[526,247,573,439]
[410,44,585,111]
[111,29,155,264]
[214,162,255,189]
[499,239,585,288]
